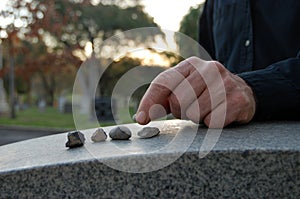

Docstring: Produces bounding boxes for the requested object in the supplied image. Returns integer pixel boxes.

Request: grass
[0,106,134,130]
[0,107,76,130]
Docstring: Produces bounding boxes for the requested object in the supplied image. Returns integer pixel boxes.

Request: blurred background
[0,0,205,145]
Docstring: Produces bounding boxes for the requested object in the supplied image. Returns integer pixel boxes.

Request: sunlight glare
[129,49,170,67]
[142,0,205,31]
[84,41,93,57]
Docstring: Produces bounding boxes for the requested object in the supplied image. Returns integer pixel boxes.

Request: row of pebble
[66,126,160,148]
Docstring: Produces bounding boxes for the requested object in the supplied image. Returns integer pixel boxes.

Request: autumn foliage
[0,0,159,106]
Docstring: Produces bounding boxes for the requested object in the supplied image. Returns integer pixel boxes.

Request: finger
[136,57,207,124]
[169,69,206,118]
[135,68,186,124]
[172,56,204,75]
[185,67,226,123]
[168,58,219,119]
[186,87,226,124]
[203,102,227,128]
[185,88,210,123]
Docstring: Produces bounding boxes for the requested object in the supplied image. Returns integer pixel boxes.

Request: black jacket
[199,0,300,120]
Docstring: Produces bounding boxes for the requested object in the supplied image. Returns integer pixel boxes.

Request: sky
[142,0,204,31]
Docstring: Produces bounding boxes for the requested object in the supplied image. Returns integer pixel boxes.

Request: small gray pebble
[91,128,107,142]
[137,127,160,139]
[66,131,85,148]
[109,126,132,140]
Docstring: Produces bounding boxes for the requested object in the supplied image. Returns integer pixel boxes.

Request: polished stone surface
[0,120,300,198]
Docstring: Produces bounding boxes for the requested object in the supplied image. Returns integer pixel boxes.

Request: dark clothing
[199,0,300,120]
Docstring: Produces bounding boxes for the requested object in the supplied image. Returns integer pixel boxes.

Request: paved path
[0,126,66,146]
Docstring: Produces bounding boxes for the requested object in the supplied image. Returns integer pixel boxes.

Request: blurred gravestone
[0,80,8,115]
[58,95,66,113]
[38,99,46,112]
[0,45,9,115]
[95,97,116,121]
[77,53,103,116]
[63,102,73,114]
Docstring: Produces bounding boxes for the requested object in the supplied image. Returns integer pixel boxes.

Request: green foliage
[99,56,142,97]
[79,4,157,36]
[26,0,162,51]
[179,4,204,41]
[176,3,204,57]
[15,77,29,94]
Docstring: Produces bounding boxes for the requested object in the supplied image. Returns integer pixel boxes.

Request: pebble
[91,128,107,142]
[65,131,85,148]
[109,126,132,140]
[137,127,160,139]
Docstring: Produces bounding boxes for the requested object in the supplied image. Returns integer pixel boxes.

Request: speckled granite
[0,120,300,198]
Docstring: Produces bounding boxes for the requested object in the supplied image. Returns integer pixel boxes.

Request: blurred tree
[0,0,82,106]
[24,0,161,57]
[99,48,181,101]
[1,37,79,106]
[147,47,184,67]
[179,4,204,41]
[176,3,204,57]
[99,56,142,97]
[99,55,165,115]
[0,0,163,106]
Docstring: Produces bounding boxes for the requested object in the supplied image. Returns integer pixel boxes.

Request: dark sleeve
[198,0,215,60]
[238,53,300,120]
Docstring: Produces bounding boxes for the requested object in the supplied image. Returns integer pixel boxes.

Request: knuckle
[210,60,220,66]
[223,76,235,90]
[185,56,204,69]
[187,56,201,63]
[236,93,249,106]
[153,70,172,86]
[209,61,226,73]
[209,60,221,68]
[152,70,181,91]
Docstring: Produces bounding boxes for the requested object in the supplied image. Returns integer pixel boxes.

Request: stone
[65,131,85,148]
[109,126,132,140]
[91,128,107,142]
[137,127,160,139]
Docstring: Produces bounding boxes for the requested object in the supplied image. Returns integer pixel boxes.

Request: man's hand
[135,57,256,128]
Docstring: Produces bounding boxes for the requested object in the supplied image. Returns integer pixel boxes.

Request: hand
[135,57,256,128]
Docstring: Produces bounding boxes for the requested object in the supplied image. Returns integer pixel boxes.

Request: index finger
[135,57,199,124]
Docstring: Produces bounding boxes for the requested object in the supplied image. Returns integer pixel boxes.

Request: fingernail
[135,111,146,124]
[132,114,137,122]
